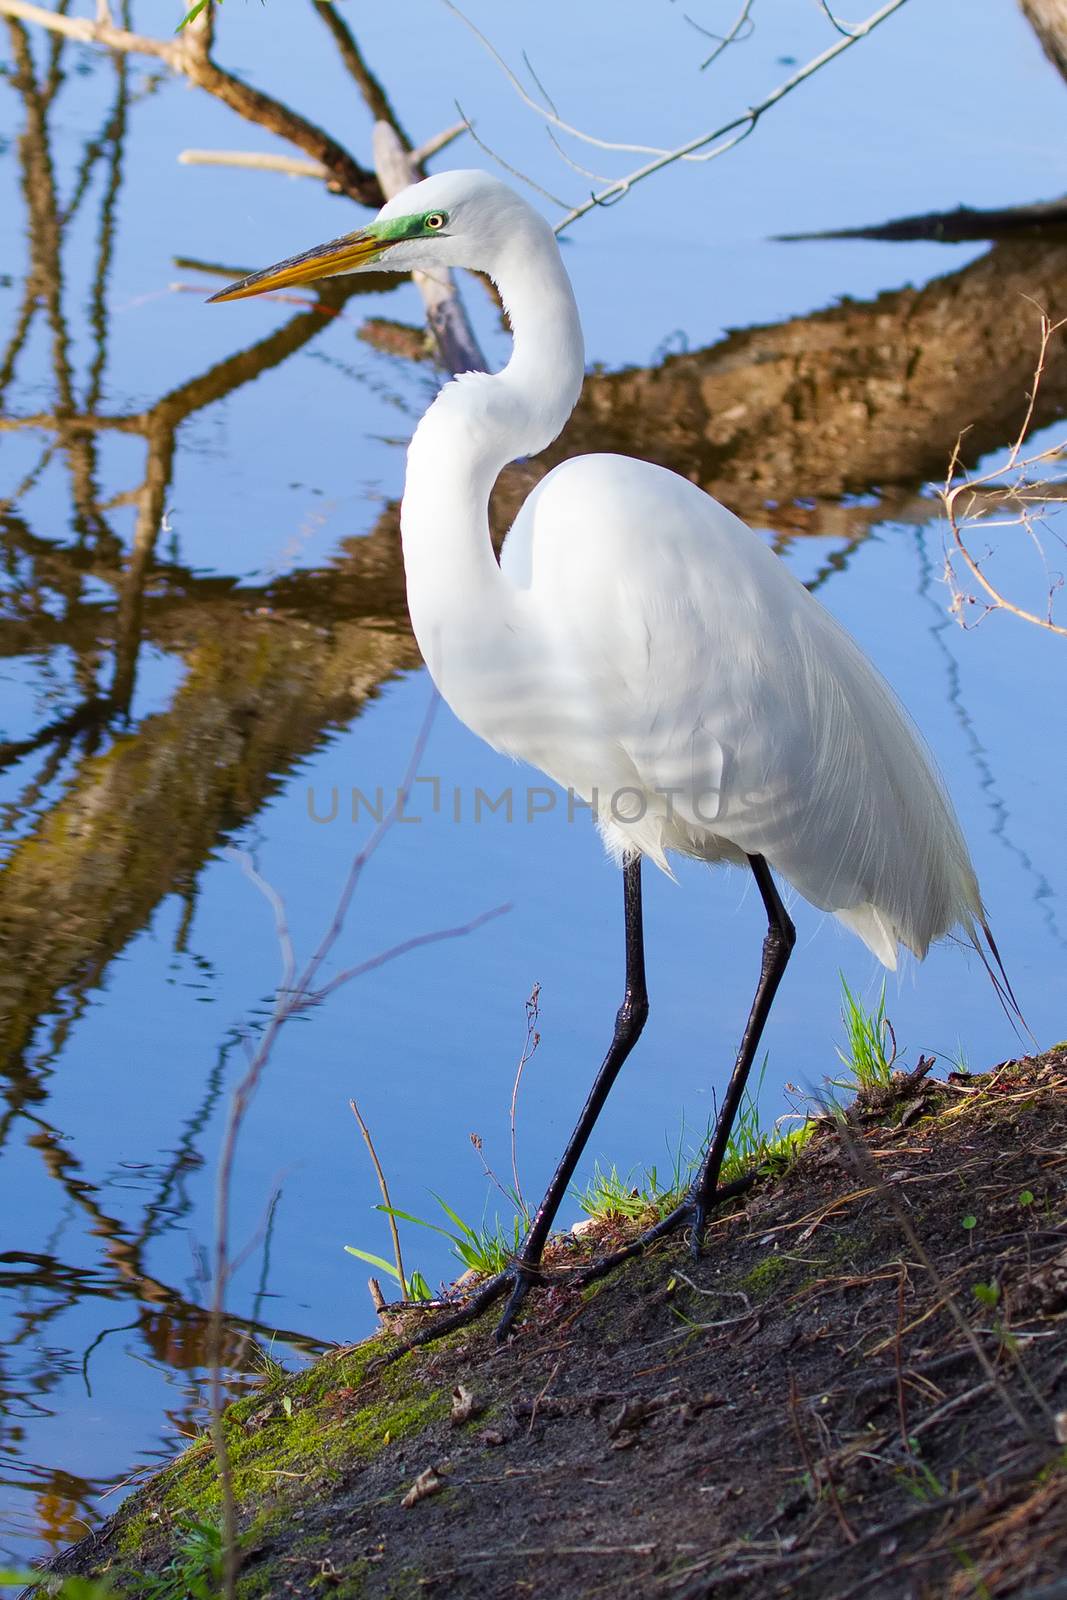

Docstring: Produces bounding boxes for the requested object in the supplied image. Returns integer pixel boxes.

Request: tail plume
[974,918,1033,1045]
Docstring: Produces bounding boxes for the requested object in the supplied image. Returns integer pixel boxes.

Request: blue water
[1,0,1065,1563]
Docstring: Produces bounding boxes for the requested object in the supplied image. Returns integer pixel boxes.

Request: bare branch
[372,121,485,375]
[177,123,468,190]
[553,0,911,231]
[939,311,1067,638]
[814,0,867,39]
[0,0,384,205]
[308,0,412,150]
[444,1,690,160]
[455,100,573,208]
[695,0,757,71]
[178,148,329,180]
[440,0,910,233]
[227,848,296,992]
[410,119,469,166]
[0,0,176,61]
[309,903,510,1002]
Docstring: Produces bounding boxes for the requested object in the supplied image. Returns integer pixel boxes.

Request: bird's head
[207,169,542,303]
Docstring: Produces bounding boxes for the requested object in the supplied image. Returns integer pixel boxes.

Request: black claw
[372,1171,760,1369]
[371,1260,543,1365]
[576,1171,757,1290]
[494,1272,534,1343]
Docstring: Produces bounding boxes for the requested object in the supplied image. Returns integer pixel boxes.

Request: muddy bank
[40,1051,1067,1599]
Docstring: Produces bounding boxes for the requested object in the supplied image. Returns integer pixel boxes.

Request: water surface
[1,0,1066,1563]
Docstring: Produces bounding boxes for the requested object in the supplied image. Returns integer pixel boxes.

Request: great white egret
[211,169,1016,1340]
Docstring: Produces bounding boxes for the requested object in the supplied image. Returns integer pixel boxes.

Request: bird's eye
[425,212,447,231]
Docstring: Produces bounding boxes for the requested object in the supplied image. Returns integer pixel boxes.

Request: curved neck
[400,224,584,685]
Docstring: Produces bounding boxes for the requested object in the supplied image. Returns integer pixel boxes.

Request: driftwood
[1022,0,1067,83]
[777,197,1067,245]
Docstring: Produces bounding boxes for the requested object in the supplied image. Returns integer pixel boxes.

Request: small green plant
[343,1242,434,1302]
[961,1213,978,1233]
[947,1041,969,1075]
[1018,1189,1035,1207]
[833,976,895,1090]
[896,1455,947,1504]
[576,1114,698,1223]
[347,1193,523,1295]
[578,1161,668,1222]
[719,1064,815,1186]
[968,1278,1018,1353]
[135,1519,222,1600]
[576,1080,813,1225]
[248,1337,287,1387]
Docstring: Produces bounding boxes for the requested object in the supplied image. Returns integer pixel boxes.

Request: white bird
[212,169,1016,1339]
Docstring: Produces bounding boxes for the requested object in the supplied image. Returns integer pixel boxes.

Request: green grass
[344,975,898,1298]
[577,1161,669,1223]
[719,1069,814,1186]
[831,975,896,1091]
[347,1192,523,1299]
[133,1518,222,1599]
[575,1071,814,1226]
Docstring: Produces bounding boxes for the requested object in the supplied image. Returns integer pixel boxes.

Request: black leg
[377,854,649,1350]
[578,852,795,1285]
[376,854,793,1360]
[688,853,795,1240]
[495,852,648,1336]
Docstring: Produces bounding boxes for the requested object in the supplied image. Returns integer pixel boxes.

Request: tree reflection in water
[1,0,1065,1561]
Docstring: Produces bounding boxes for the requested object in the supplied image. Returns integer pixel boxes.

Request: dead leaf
[401,1466,446,1509]
[450,1384,483,1426]
[608,1398,651,1438]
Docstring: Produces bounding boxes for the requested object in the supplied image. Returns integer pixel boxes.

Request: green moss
[114,1510,156,1558]
[311,1559,371,1598]
[740,1252,793,1298]
[367,1566,428,1600]
[127,1335,448,1542]
[234,1561,281,1599]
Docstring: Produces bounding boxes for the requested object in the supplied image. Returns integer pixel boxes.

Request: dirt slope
[43,1052,1067,1599]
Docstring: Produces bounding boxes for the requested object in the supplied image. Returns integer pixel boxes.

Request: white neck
[400,224,584,698]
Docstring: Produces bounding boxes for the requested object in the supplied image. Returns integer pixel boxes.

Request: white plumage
[388,170,983,971]
[498,453,981,966]
[213,166,1008,1337]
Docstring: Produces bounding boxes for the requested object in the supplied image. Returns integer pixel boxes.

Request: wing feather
[502,453,982,965]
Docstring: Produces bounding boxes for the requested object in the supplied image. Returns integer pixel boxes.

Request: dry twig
[441,0,912,233]
[939,311,1067,637]
[350,1098,408,1300]
[0,0,384,203]
[510,983,541,1221]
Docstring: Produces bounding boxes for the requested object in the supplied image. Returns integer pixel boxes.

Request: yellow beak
[207,225,390,303]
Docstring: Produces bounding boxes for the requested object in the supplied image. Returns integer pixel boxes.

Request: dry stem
[939,311,1067,637]
[350,1098,408,1298]
[441,0,911,233]
[0,0,384,203]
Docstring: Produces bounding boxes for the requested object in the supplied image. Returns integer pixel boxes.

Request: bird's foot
[373,1260,545,1358]
[577,1171,756,1290]
[372,1173,757,1366]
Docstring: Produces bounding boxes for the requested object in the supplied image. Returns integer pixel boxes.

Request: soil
[40,1050,1067,1600]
